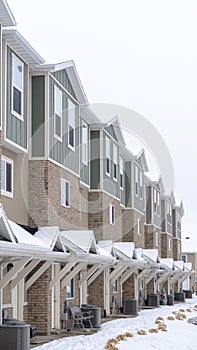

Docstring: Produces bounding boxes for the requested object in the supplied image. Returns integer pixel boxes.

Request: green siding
[125,162,131,207]
[90,131,100,189]
[49,76,80,174]
[31,76,45,157]
[52,70,76,100]
[6,46,28,149]
[134,167,145,213]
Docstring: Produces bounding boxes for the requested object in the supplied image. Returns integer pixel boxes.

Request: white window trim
[106,137,111,177]
[61,179,70,208]
[54,85,62,142]
[109,204,115,225]
[66,278,75,300]
[155,232,159,247]
[68,99,75,150]
[112,279,118,293]
[81,120,88,165]
[120,157,124,190]
[137,218,142,235]
[135,165,139,197]
[1,156,14,198]
[113,144,118,182]
[139,169,143,199]
[11,53,24,121]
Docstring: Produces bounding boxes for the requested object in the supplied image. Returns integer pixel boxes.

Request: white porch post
[0,264,2,324]
[105,268,110,316]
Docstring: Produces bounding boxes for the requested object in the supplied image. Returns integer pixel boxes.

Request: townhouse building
[0,0,188,335]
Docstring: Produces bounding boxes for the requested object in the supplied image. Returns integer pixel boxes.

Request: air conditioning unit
[122,298,138,315]
[0,324,30,350]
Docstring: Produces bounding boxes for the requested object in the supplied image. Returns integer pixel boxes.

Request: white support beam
[10,259,41,290]
[156,272,169,286]
[78,264,101,288]
[179,272,192,284]
[170,273,182,284]
[144,271,155,285]
[110,264,130,285]
[0,258,30,290]
[61,263,86,289]
[49,261,76,290]
[120,267,136,284]
[138,267,151,280]
[108,263,124,282]
[25,261,51,291]
[87,266,105,286]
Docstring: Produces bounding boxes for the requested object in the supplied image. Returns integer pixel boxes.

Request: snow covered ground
[34,296,197,350]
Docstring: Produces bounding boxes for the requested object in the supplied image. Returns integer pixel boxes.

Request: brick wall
[145,225,161,256]
[122,274,135,298]
[173,238,181,261]
[122,208,145,248]
[161,233,173,258]
[28,160,80,229]
[88,272,104,310]
[88,191,123,242]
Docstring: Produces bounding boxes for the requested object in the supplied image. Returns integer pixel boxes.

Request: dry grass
[149,328,159,333]
[137,330,147,335]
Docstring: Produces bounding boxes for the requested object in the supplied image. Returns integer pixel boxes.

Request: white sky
[7,0,197,251]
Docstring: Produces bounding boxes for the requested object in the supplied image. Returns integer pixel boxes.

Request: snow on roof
[160,258,174,270]
[143,249,160,263]
[184,262,192,272]
[98,240,116,256]
[97,245,114,258]
[133,248,145,261]
[35,226,60,250]
[0,206,16,243]
[113,242,135,260]
[8,220,46,247]
[61,230,98,254]
[174,260,184,271]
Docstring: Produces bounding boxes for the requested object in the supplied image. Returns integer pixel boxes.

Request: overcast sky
[7,0,197,251]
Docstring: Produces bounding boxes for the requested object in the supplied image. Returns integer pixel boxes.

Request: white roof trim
[143,249,160,263]
[0,205,16,243]
[0,0,16,27]
[61,230,98,255]
[114,242,135,260]
[34,226,64,250]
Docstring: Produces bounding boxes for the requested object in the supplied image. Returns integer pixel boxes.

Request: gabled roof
[34,226,65,251]
[145,174,165,193]
[0,205,16,243]
[174,260,184,271]
[8,220,46,247]
[35,60,88,105]
[143,249,160,263]
[160,258,174,270]
[136,149,149,172]
[105,116,127,146]
[80,105,101,124]
[184,262,192,272]
[61,230,98,255]
[113,242,135,260]
[97,240,116,257]
[133,248,145,261]
[0,0,16,27]
[2,29,45,70]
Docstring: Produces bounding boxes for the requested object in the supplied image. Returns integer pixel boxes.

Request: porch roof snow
[143,249,160,263]
[8,220,46,247]
[113,242,135,260]
[160,258,174,270]
[133,248,145,261]
[184,262,192,272]
[60,230,98,255]
[34,226,62,250]
[174,260,184,271]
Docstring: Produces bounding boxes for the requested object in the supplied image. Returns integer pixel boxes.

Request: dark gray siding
[90,130,100,189]
[146,186,151,224]
[52,70,76,100]
[49,76,79,174]
[6,46,28,149]
[161,200,166,232]
[134,166,144,213]
[172,209,176,237]
[125,161,131,207]
[31,76,45,157]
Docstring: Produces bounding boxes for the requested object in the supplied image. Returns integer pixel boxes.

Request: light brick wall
[28,160,80,229]
[161,233,173,258]
[122,274,135,298]
[145,225,161,256]
[88,191,123,242]
[173,238,181,261]
[122,208,145,248]
[88,272,104,310]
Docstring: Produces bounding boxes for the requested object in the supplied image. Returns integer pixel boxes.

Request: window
[182,255,187,263]
[156,232,159,247]
[12,54,24,119]
[157,191,160,214]
[135,165,138,196]
[66,278,74,299]
[1,156,13,198]
[178,243,181,254]
[112,279,118,293]
[153,188,157,213]
[68,99,75,148]
[54,86,62,140]
[106,137,111,176]
[139,170,143,198]
[138,218,142,235]
[120,157,124,189]
[113,144,118,181]
[109,204,115,224]
[82,120,88,164]
[169,238,171,251]
[61,179,70,207]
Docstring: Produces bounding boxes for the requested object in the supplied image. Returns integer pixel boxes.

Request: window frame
[11,53,24,121]
[61,179,70,207]
[135,165,139,196]
[54,85,62,142]
[112,279,118,293]
[68,99,76,150]
[120,156,124,190]
[106,137,111,177]
[109,204,115,225]
[139,169,143,199]
[155,232,159,247]
[137,218,142,235]
[1,156,14,198]
[113,144,118,181]
[81,120,88,165]
[66,278,75,299]
[168,238,171,251]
